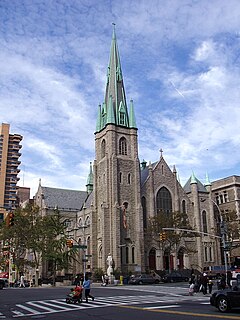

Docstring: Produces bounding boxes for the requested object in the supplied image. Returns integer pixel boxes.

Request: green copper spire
[129,99,137,128]
[96,104,102,132]
[106,95,115,124]
[205,172,212,186]
[95,24,138,133]
[190,171,197,184]
[86,162,93,194]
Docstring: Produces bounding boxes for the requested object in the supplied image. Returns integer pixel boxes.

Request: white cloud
[0,0,239,196]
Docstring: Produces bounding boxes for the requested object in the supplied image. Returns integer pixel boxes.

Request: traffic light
[9,212,14,227]
[162,232,167,241]
[66,239,73,248]
[160,232,167,241]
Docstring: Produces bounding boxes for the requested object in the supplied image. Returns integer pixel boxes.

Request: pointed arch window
[87,236,90,255]
[119,137,127,155]
[156,187,172,214]
[85,216,90,226]
[132,247,135,264]
[101,139,106,158]
[182,200,186,214]
[126,247,129,264]
[202,210,208,234]
[102,103,107,127]
[119,102,126,125]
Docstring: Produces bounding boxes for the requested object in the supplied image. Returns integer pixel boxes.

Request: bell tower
[93,26,144,273]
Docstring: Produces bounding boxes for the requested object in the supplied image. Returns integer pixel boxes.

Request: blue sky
[1,0,240,197]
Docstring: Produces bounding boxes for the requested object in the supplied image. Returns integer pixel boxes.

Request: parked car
[162,271,189,283]
[128,274,160,285]
[0,278,9,288]
[210,283,240,313]
[0,279,5,289]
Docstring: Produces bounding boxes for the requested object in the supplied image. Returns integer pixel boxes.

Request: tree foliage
[0,204,74,285]
[147,210,194,251]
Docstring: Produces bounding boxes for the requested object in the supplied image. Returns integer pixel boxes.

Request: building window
[205,247,208,262]
[156,187,172,214]
[85,216,91,226]
[101,139,106,158]
[141,196,147,229]
[182,200,186,214]
[128,173,131,184]
[202,210,208,234]
[102,105,106,127]
[63,219,72,228]
[119,137,127,155]
[119,111,125,125]
[87,236,90,255]
[126,247,129,264]
[209,247,212,261]
[119,172,122,184]
[215,191,229,204]
[223,191,228,203]
[132,247,135,264]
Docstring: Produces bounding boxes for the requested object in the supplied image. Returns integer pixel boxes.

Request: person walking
[208,279,213,294]
[20,274,25,288]
[200,273,208,295]
[83,276,94,302]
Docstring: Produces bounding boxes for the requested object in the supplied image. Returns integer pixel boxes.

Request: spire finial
[159,148,163,158]
[112,22,116,39]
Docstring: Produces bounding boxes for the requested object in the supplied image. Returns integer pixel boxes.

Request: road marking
[10,294,211,318]
[145,305,180,309]
[119,305,240,319]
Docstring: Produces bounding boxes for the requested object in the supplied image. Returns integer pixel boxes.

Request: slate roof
[42,187,88,211]
[140,161,157,187]
[85,191,93,208]
[183,177,208,194]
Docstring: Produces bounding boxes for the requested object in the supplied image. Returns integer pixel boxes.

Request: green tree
[40,210,74,286]
[0,205,75,286]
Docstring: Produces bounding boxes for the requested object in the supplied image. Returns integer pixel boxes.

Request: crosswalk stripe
[10,294,211,318]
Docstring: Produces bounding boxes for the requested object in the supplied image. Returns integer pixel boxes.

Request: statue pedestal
[109,275,115,284]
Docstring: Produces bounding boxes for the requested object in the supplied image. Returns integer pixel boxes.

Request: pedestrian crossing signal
[66,239,73,248]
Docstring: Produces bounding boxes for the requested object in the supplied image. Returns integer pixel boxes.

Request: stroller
[66,286,83,304]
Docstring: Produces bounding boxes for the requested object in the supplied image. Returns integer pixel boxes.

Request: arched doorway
[177,248,184,270]
[163,249,174,272]
[149,248,156,270]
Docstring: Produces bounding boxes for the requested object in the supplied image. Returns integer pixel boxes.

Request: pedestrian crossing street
[0,294,210,318]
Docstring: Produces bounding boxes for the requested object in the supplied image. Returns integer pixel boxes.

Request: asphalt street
[1,282,240,320]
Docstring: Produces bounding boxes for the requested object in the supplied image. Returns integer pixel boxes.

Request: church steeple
[86,162,93,194]
[95,25,137,132]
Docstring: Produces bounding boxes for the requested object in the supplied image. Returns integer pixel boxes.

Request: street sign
[85,254,92,257]
[73,245,87,249]
[82,258,88,262]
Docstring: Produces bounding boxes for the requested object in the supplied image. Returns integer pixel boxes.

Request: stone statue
[106,253,113,276]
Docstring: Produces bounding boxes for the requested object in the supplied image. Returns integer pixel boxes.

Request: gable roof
[41,187,88,211]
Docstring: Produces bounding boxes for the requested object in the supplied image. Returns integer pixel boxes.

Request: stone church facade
[35,29,222,278]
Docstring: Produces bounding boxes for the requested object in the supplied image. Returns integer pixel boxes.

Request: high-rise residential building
[0,123,22,220]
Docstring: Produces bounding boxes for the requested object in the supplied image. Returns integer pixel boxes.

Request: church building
[35,28,222,278]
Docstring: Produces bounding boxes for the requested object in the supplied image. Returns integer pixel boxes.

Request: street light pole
[211,199,228,281]
[163,224,228,279]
